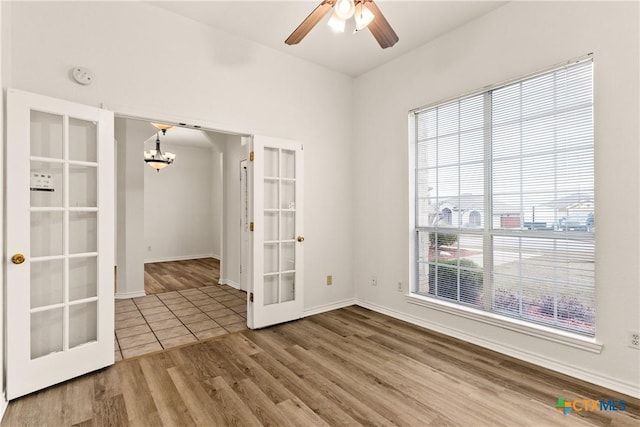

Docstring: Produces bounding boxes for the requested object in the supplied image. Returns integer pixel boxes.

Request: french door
[249,135,304,329]
[5,89,115,399]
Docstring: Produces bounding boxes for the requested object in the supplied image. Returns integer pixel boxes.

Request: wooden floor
[3,306,638,426]
[144,258,220,294]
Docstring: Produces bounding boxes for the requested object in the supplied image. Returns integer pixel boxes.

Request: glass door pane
[31,308,64,359]
[69,118,97,162]
[69,301,98,348]
[69,212,97,253]
[69,165,97,207]
[30,211,64,257]
[261,148,298,307]
[28,110,100,360]
[30,259,64,308]
[30,111,63,159]
[30,161,63,207]
[69,256,98,301]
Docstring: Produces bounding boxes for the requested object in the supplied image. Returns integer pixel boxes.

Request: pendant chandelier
[144,123,176,171]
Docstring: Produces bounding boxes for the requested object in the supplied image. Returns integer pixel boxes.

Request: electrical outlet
[397,281,403,292]
[629,331,640,350]
[371,276,377,286]
[326,275,333,286]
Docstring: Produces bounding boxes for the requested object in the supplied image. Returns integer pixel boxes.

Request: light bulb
[328,11,346,32]
[334,0,355,20]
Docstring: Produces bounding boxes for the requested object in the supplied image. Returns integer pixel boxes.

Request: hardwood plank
[63,374,95,425]
[138,356,195,426]
[92,394,129,427]
[92,368,121,400]
[250,347,363,426]
[204,376,263,427]
[284,345,396,426]
[276,397,331,427]
[166,365,227,426]
[287,343,436,426]
[144,258,220,295]
[232,379,294,427]
[217,338,296,405]
[116,360,163,426]
[202,341,251,386]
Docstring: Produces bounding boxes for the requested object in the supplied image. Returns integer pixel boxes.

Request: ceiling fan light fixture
[334,0,355,20]
[284,0,397,48]
[354,2,375,31]
[328,11,346,32]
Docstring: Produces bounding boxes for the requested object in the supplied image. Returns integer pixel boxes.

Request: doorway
[114,117,249,359]
[4,90,306,397]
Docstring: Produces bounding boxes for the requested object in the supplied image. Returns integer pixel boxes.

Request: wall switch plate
[397,281,403,292]
[371,276,377,286]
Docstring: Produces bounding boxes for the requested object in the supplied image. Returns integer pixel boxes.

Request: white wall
[209,140,223,260]
[219,135,247,288]
[115,118,150,298]
[144,140,216,263]
[353,1,639,396]
[3,0,355,310]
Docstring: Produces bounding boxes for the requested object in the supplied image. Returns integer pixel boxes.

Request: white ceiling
[150,1,508,77]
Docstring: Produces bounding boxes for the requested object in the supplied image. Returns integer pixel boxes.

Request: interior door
[5,89,115,399]
[249,135,304,329]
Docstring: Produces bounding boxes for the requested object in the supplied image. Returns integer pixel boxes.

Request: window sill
[405,293,603,354]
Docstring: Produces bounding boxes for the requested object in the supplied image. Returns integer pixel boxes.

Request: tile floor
[114,284,247,360]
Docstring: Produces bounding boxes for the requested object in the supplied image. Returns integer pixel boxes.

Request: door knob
[297,236,305,242]
[11,253,25,265]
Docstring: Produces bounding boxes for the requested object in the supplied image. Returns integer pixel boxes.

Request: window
[413,58,594,336]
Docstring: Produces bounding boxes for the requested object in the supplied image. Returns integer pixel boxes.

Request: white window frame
[408,55,600,350]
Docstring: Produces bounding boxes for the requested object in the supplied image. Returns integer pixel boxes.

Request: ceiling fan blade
[285,1,334,45]
[365,0,399,49]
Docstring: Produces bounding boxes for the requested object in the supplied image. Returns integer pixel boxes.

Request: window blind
[414,59,594,336]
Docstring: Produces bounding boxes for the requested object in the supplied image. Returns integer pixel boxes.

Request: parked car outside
[554,212,594,231]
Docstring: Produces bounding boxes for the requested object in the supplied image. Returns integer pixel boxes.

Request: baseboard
[304,298,357,317]
[115,290,147,299]
[144,254,218,264]
[218,278,240,290]
[356,299,640,399]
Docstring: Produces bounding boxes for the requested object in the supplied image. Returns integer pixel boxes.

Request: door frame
[107,105,252,298]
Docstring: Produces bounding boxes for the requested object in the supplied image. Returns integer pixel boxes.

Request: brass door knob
[297,236,305,242]
[11,253,25,265]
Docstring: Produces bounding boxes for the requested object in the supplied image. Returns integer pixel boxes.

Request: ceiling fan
[285,0,399,49]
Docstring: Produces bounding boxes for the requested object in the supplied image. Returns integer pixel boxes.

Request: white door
[249,136,304,329]
[5,89,115,399]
